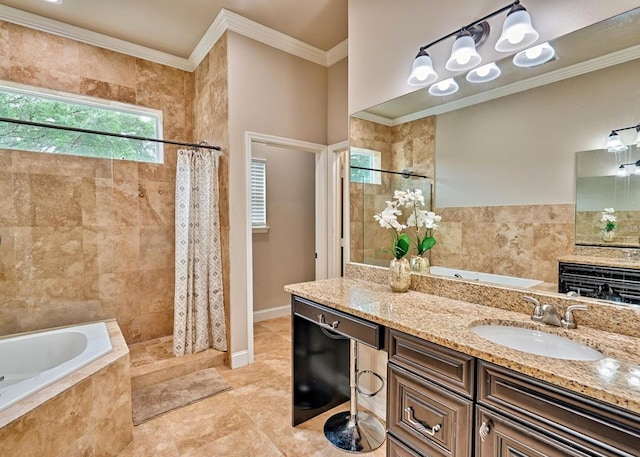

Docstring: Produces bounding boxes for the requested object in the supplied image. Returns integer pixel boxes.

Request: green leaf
[419,236,436,254]
[394,234,410,259]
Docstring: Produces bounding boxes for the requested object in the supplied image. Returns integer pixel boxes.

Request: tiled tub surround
[0,21,195,344]
[0,320,133,456]
[285,267,640,415]
[576,209,640,247]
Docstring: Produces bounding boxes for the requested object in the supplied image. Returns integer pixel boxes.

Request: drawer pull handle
[479,420,492,442]
[404,407,441,436]
[317,314,340,330]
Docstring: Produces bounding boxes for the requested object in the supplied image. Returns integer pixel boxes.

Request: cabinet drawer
[292,296,382,349]
[388,364,473,457]
[478,361,640,457]
[388,329,475,398]
[475,406,593,457]
[388,434,425,457]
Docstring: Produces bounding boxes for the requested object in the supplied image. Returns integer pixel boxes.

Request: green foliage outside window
[0,89,162,163]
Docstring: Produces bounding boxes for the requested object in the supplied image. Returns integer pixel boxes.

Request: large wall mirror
[348,7,640,302]
[576,147,640,248]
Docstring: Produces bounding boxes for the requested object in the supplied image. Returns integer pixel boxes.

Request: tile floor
[119,316,387,457]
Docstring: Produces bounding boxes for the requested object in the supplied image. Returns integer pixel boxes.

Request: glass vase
[603,230,615,242]
[389,257,411,293]
[410,255,430,274]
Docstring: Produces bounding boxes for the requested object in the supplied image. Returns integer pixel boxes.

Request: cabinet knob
[479,420,493,442]
[404,407,441,436]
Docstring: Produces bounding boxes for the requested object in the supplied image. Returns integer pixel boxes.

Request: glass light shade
[428,78,459,96]
[495,7,539,52]
[466,62,501,83]
[513,42,555,67]
[606,132,628,152]
[445,34,482,71]
[407,51,438,86]
[635,167,640,176]
[634,129,640,145]
[617,165,629,178]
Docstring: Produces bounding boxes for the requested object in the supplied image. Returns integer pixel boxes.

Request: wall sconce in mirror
[407,0,539,88]
[616,160,640,178]
[466,62,501,83]
[606,123,640,152]
[512,42,556,67]
[429,78,459,96]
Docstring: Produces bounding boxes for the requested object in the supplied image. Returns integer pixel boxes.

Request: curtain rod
[0,116,221,151]
[350,165,430,179]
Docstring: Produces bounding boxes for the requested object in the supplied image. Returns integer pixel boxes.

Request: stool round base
[323,411,386,453]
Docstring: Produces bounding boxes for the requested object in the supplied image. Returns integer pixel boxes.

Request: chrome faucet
[523,296,543,322]
[561,304,588,329]
[523,297,588,329]
[540,304,562,327]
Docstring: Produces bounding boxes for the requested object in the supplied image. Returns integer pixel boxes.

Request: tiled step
[130,344,226,391]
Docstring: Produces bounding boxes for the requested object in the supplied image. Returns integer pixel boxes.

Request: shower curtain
[173,149,227,356]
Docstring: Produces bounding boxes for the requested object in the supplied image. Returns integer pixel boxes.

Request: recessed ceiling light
[43,0,63,4]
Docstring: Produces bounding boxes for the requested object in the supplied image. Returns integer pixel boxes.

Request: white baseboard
[230,350,249,369]
[253,304,291,322]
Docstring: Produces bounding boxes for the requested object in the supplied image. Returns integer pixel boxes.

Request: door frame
[244,131,328,365]
[327,140,349,278]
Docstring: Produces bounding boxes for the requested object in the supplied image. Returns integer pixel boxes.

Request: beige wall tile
[14,174,83,227]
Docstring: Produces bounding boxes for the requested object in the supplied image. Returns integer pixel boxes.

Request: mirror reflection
[576,147,640,248]
[348,7,640,303]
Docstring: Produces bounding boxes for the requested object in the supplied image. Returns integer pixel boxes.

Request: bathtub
[429,266,544,289]
[0,322,113,412]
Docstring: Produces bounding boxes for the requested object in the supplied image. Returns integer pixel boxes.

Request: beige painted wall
[327,57,349,144]
[435,59,640,208]
[252,144,316,312]
[348,0,640,113]
[227,32,328,358]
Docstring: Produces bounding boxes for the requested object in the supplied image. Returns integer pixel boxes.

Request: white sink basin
[471,325,605,361]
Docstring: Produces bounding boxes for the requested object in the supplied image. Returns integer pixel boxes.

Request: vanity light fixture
[616,160,640,178]
[606,123,640,152]
[466,62,501,83]
[513,42,556,67]
[445,30,482,71]
[407,1,539,86]
[428,78,459,96]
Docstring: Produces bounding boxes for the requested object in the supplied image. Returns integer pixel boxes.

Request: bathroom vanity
[286,271,640,457]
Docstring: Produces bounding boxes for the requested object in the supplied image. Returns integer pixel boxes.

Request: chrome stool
[323,339,386,453]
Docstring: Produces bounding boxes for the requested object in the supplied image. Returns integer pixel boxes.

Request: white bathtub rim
[0,319,126,429]
[0,322,113,413]
[429,266,544,288]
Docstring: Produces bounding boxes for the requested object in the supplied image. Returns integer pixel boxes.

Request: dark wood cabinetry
[386,329,640,457]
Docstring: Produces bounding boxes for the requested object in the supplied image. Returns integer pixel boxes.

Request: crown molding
[0,5,347,72]
[0,4,192,71]
[326,39,348,66]
[390,43,640,126]
[351,110,394,127]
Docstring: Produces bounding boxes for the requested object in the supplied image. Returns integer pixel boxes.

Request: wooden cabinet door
[476,407,593,457]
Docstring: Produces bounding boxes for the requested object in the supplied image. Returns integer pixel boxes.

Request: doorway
[244,132,328,365]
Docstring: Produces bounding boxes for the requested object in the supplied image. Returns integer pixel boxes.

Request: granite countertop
[285,278,640,415]
[559,254,640,270]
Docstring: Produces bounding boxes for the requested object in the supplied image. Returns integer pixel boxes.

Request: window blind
[251,158,267,227]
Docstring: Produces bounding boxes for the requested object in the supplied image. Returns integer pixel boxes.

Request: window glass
[0,83,163,163]
[350,147,381,184]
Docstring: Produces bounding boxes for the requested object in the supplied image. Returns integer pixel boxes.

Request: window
[350,147,382,184]
[0,82,163,163]
[251,158,268,230]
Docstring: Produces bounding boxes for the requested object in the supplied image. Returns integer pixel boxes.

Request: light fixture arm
[418,0,520,51]
[610,123,640,134]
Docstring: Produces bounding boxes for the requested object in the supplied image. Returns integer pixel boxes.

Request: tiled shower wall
[349,116,575,284]
[349,116,436,264]
[0,22,194,343]
[193,34,231,348]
